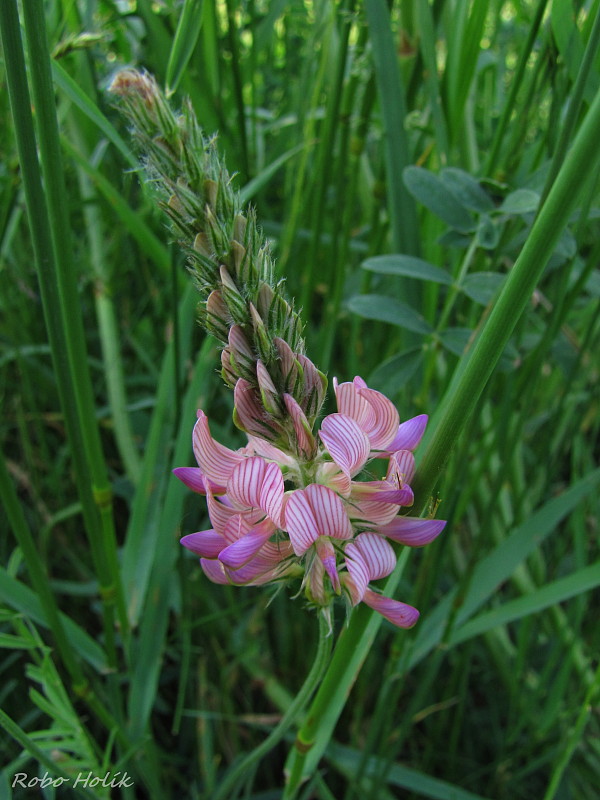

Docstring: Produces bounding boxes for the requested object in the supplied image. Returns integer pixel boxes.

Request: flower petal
[315,537,340,593]
[356,386,399,450]
[352,532,396,580]
[193,411,243,486]
[227,456,266,510]
[319,414,370,477]
[305,483,353,540]
[284,489,319,555]
[333,378,371,427]
[218,520,275,568]
[343,544,369,603]
[200,558,230,584]
[172,467,223,494]
[362,589,420,628]
[259,461,285,526]
[388,450,416,483]
[388,414,428,452]
[180,530,225,558]
[378,517,446,547]
[284,394,317,459]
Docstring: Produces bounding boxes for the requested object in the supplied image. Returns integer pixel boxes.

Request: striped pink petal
[344,544,369,603]
[350,480,412,505]
[348,498,401,526]
[218,520,275,568]
[378,517,446,547]
[333,378,371,427]
[225,541,294,585]
[180,530,225,558]
[193,411,244,485]
[234,378,284,439]
[389,450,416,483]
[305,483,353,540]
[206,491,262,537]
[221,513,253,545]
[356,386,400,450]
[247,435,298,469]
[362,589,420,628]
[227,457,267,510]
[284,489,320,555]
[319,414,370,477]
[351,532,396,580]
[172,467,224,494]
[259,461,285,526]
[388,415,428,452]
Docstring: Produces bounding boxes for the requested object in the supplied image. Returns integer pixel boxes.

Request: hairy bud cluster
[110,70,324,455]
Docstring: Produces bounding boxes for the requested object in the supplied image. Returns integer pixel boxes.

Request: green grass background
[1,1,599,798]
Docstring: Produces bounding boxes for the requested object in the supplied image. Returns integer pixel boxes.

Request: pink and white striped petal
[343,544,369,604]
[172,467,224,495]
[333,378,371,428]
[356,386,400,451]
[218,520,275,568]
[284,489,320,555]
[378,516,446,547]
[388,450,416,484]
[362,589,420,628]
[246,435,298,469]
[225,541,294,585]
[351,533,396,580]
[304,483,353,541]
[206,491,262,537]
[348,498,402,526]
[319,414,370,477]
[193,411,244,486]
[350,480,413,505]
[180,530,225,558]
[388,415,428,453]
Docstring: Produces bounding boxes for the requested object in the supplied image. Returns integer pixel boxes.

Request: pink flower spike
[172,467,223,495]
[388,415,428,453]
[218,520,275,569]
[351,533,396,580]
[378,517,446,547]
[193,411,244,486]
[180,530,225,558]
[319,414,370,477]
[362,589,420,628]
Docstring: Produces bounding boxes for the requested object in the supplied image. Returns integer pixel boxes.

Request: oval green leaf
[460,272,505,305]
[362,254,453,284]
[347,294,432,334]
[403,166,477,233]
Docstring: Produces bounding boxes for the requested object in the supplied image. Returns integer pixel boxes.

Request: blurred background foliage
[1,0,599,798]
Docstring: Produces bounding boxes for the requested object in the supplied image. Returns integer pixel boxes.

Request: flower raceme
[175,377,446,628]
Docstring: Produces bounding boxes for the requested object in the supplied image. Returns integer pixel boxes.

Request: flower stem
[214,613,332,800]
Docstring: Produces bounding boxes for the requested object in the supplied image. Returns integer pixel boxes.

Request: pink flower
[175,376,446,629]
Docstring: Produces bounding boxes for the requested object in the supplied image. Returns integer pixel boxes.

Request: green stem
[411,82,600,512]
[283,549,410,796]
[214,613,332,800]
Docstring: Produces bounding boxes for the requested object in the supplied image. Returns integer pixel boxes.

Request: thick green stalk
[283,550,410,795]
[411,83,600,511]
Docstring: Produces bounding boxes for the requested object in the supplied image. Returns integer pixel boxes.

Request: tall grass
[1,1,599,799]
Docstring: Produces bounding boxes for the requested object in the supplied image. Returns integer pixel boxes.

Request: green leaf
[475,214,500,250]
[347,294,433,334]
[451,560,600,645]
[368,348,423,396]
[499,188,540,214]
[165,0,205,96]
[438,327,473,356]
[440,167,495,213]
[460,272,505,304]
[404,166,477,233]
[362,254,453,284]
